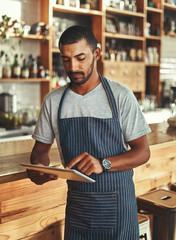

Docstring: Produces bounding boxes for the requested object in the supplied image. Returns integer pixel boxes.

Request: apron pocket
[67,189,117,230]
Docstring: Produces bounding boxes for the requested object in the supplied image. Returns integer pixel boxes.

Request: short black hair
[59,25,97,52]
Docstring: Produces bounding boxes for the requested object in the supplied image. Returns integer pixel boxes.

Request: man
[28,25,151,239]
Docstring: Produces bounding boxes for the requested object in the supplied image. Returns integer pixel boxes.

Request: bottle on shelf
[30,58,37,78]
[37,56,45,78]
[2,54,12,78]
[0,50,5,78]
[12,54,21,78]
[21,59,29,78]
[27,54,33,76]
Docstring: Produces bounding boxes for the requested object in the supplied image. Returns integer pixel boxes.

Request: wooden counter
[147,121,176,145]
[0,121,175,239]
[134,121,176,196]
[0,140,67,240]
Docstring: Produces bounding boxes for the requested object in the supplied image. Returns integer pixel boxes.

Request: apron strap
[58,86,69,119]
[58,75,119,119]
[99,74,118,118]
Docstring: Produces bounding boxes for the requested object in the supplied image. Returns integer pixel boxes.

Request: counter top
[0,121,175,184]
[147,121,176,145]
[0,146,62,184]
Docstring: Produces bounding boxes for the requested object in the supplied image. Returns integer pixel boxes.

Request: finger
[78,160,91,174]
[77,155,90,171]
[39,171,44,176]
[84,165,94,176]
[67,152,89,169]
[49,174,58,180]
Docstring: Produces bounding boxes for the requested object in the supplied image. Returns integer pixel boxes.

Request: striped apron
[58,75,139,240]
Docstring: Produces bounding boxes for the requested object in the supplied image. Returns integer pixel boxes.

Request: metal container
[0,92,17,113]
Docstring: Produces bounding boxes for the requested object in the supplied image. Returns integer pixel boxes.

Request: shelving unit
[100,1,146,99]
[0,0,51,105]
[1,0,174,107]
[163,1,176,37]
[144,0,163,105]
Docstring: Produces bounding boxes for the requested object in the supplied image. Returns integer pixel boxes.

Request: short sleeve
[120,90,151,143]
[32,97,55,144]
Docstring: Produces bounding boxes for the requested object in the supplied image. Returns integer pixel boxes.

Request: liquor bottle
[0,50,4,78]
[21,59,29,78]
[27,54,33,76]
[12,54,21,78]
[37,56,45,78]
[30,58,37,78]
[2,54,12,78]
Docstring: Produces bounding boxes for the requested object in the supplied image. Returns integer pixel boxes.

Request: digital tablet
[21,163,95,183]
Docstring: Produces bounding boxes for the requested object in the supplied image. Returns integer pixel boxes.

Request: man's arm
[27,141,58,185]
[66,135,150,175]
[108,135,150,171]
[30,141,52,166]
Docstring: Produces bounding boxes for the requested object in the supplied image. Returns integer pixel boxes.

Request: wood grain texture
[0,206,66,240]
[0,178,66,202]
[134,140,176,196]
[1,185,67,223]
[20,220,65,240]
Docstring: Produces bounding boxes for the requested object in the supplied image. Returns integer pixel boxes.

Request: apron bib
[58,75,139,240]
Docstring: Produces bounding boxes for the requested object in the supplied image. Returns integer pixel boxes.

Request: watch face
[102,158,111,171]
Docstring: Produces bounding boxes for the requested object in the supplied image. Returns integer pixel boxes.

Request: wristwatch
[101,158,111,171]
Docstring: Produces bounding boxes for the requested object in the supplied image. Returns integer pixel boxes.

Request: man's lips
[68,72,84,78]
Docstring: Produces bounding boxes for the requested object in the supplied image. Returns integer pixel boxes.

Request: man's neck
[69,72,101,96]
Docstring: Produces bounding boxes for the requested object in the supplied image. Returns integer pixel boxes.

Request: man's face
[60,39,95,85]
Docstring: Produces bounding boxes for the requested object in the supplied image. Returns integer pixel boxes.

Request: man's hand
[66,152,103,176]
[27,164,58,185]
[29,141,57,185]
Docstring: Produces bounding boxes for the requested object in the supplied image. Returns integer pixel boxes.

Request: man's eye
[62,59,70,62]
[78,57,85,61]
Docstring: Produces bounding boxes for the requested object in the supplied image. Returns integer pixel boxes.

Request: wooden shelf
[145,63,160,67]
[106,7,145,17]
[104,32,145,41]
[164,2,176,11]
[146,7,163,13]
[103,60,144,64]
[145,35,161,40]
[0,34,50,40]
[0,78,50,82]
[163,31,176,37]
[23,34,50,40]
[53,4,103,16]
[52,48,60,53]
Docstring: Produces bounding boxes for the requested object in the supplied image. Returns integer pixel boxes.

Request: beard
[67,57,94,86]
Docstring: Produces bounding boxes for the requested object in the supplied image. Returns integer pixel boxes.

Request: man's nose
[70,59,78,71]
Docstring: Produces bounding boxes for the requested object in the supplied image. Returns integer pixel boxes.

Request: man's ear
[94,47,101,61]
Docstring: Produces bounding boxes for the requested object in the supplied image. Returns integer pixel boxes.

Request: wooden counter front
[134,121,176,196]
[0,139,67,240]
[0,121,175,239]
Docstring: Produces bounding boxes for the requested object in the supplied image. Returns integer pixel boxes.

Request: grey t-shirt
[32,78,151,165]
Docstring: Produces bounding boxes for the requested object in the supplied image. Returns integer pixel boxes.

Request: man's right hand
[27,167,58,185]
[29,141,56,185]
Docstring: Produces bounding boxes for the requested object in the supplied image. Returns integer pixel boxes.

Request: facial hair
[67,57,94,86]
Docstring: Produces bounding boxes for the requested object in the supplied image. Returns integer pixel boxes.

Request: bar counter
[0,121,175,240]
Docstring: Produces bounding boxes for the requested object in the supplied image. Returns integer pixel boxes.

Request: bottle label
[3,68,11,78]
[14,66,21,76]
[21,69,29,78]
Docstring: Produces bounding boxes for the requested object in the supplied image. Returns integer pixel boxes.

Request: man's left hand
[66,152,103,175]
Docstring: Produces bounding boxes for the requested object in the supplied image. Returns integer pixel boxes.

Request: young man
[28,25,151,239]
